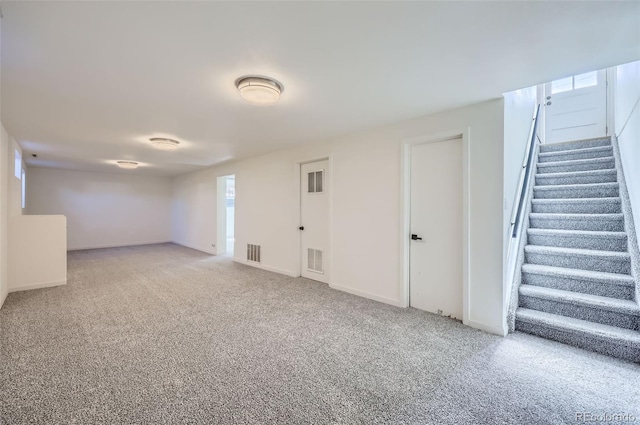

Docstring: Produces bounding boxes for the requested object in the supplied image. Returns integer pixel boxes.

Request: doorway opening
[216,175,235,256]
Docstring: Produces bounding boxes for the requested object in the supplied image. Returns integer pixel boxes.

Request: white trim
[233,258,298,277]
[329,282,403,307]
[0,291,8,309]
[68,240,175,252]
[400,128,471,327]
[171,241,216,255]
[9,279,67,293]
[467,320,506,336]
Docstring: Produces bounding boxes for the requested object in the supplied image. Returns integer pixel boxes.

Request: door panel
[300,160,330,283]
[544,70,607,144]
[410,138,462,319]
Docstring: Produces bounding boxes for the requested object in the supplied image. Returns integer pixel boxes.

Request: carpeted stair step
[536,157,615,174]
[515,308,640,362]
[529,213,624,232]
[519,285,640,330]
[538,145,613,163]
[539,138,611,153]
[534,169,617,186]
[527,228,627,252]
[531,198,622,214]
[524,245,631,274]
[521,264,635,300]
[533,182,619,199]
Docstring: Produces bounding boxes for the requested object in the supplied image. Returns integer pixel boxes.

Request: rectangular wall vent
[307,248,324,273]
[247,244,261,263]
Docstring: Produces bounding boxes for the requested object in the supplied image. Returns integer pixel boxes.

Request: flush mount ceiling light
[116,161,139,169]
[150,137,180,151]
[235,76,283,105]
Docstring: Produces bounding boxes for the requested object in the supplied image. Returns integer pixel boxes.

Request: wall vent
[247,244,261,263]
[307,248,324,273]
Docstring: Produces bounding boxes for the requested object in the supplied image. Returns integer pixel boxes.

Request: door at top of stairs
[544,70,607,144]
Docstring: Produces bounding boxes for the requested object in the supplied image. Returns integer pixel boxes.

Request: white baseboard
[68,240,173,251]
[9,279,67,293]
[329,283,403,307]
[233,259,298,277]
[0,290,8,309]
[171,241,216,255]
[466,319,506,336]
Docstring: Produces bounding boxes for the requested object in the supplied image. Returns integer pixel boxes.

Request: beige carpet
[1,243,638,424]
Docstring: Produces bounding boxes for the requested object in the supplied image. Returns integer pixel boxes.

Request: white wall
[27,168,172,250]
[502,86,538,309]
[8,215,67,292]
[173,99,506,334]
[615,60,640,237]
[503,86,537,260]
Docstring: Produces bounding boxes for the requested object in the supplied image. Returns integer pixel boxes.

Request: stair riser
[515,320,640,362]
[538,149,613,163]
[539,139,611,153]
[524,251,631,274]
[534,186,619,199]
[520,296,638,330]
[535,173,617,186]
[521,272,634,300]
[529,217,624,232]
[531,201,621,214]
[537,159,615,174]
[527,233,627,252]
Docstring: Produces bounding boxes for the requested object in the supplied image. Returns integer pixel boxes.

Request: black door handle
[411,234,422,241]
[299,226,304,231]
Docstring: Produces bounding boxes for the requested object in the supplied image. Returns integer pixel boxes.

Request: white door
[300,160,330,283]
[410,138,462,319]
[544,70,607,144]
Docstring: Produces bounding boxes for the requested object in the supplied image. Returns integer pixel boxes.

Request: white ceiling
[2,1,639,176]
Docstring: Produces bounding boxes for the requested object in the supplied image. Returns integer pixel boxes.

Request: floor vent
[247,244,261,263]
[307,248,324,273]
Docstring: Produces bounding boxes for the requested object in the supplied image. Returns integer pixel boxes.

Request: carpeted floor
[1,243,638,424]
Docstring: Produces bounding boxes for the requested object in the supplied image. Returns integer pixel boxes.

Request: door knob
[299,226,304,231]
[546,101,552,106]
[546,96,551,100]
[411,234,422,241]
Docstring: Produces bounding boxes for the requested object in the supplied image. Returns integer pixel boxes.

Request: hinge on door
[606,126,608,135]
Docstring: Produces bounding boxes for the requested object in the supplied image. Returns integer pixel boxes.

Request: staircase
[514,136,640,362]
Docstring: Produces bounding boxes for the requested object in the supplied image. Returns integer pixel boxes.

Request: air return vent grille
[247,244,261,263]
[307,248,324,273]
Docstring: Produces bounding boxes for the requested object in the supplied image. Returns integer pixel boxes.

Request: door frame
[216,174,235,255]
[400,128,470,326]
[293,155,332,282]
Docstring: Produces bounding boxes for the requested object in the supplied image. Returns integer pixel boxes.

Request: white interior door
[300,160,330,283]
[410,138,462,319]
[544,70,607,144]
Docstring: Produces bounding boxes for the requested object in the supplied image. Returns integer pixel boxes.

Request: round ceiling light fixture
[150,137,180,151]
[116,161,139,169]
[235,76,283,105]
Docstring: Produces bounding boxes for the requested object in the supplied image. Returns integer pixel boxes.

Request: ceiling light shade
[116,161,139,169]
[236,76,282,105]
[150,138,180,151]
